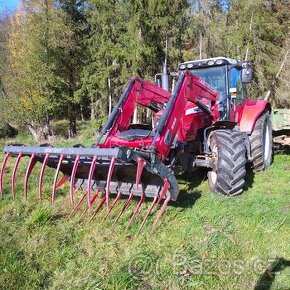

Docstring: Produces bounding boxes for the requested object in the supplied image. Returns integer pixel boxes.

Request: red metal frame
[102,71,219,160]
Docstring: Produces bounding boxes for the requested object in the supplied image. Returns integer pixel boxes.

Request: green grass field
[0,125,289,290]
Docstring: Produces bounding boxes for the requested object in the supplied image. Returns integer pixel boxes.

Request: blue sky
[0,0,229,14]
[0,0,20,13]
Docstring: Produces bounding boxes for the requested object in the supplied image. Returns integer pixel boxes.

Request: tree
[2,0,89,140]
[80,0,190,122]
[54,0,89,137]
[0,14,9,100]
[224,0,290,99]
[2,0,64,140]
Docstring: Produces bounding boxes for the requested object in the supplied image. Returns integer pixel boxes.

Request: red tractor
[0,57,272,231]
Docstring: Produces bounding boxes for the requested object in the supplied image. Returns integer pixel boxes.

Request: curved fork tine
[68,191,87,220]
[136,196,158,235]
[38,154,49,201]
[0,153,10,197]
[137,179,170,232]
[88,196,106,223]
[151,195,171,233]
[70,155,80,207]
[24,154,37,200]
[87,156,97,209]
[11,153,23,198]
[157,179,170,204]
[52,154,64,203]
[136,157,146,192]
[55,175,68,189]
[90,189,100,206]
[106,157,116,211]
[126,158,146,230]
[126,193,145,230]
[146,180,170,233]
[77,189,99,222]
[104,191,121,220]
[113,192,133,225]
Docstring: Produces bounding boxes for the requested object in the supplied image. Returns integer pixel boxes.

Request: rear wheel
[208,130,247,196]
[249,110,272,171]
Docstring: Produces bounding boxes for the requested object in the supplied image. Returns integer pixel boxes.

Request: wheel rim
[209,142,218,185]
[209,171,217,185]
[263,121,271,162]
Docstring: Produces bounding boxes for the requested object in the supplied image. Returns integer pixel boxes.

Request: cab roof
[179,57,240,70]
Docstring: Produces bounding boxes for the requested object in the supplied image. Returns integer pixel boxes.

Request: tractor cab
[158,57,253,120]
[178,57,253,119]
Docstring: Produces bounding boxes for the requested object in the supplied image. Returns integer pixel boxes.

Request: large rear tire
[207,130,247,196]
[249,110,272,171]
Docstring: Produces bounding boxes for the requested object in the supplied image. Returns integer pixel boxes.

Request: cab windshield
[189,66,227,99]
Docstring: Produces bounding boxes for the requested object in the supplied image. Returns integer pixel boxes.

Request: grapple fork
[1,144,178,233]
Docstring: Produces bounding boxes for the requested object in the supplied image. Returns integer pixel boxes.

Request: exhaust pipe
[161,60,169,91]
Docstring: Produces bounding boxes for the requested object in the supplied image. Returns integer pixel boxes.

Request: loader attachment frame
[1,70,219,232]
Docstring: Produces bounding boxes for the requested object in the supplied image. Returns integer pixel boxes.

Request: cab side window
[230,68,246,104]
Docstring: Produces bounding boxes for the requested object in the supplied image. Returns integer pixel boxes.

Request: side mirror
[241,62,253,83]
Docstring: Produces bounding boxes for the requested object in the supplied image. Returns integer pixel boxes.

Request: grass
[0,123,289,290]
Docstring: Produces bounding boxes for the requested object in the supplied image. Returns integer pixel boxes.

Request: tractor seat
[117,129,154,141]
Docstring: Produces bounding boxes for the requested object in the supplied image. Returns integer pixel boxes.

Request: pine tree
[53,0,89,137]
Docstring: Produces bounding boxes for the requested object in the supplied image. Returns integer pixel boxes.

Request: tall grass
[0,123,289,289]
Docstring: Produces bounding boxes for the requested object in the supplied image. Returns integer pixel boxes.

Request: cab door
[229,67,248,121]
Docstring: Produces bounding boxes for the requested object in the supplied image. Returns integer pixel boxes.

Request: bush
[0,123,18,138]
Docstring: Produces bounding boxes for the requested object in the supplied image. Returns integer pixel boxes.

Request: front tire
[208,130,247,196]
[249,110,272,171]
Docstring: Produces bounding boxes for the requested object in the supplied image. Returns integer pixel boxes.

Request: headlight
[215,59,224,65]
[207,60,215,66]
[179,64,186,70]
[187,63,194,69]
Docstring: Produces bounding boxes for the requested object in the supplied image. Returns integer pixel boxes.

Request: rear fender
[238,100,271,134]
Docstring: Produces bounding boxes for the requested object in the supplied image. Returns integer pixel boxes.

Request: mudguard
[238,100,271,134]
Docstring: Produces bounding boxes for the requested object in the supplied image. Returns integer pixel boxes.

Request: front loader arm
[97,77,171,146]
[153,70,219,158]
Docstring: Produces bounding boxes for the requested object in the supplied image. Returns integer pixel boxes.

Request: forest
[0,0,290,140]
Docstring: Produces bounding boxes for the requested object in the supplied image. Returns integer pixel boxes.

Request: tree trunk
[90,95,95,120]
[199,32,203,59]
[108,76,112,116]
[68,115,77,138]
[80,104,85,121]
[27,120,53,142]
[245,11,254,61]
[264,48,290,101]
[67,82,77,137]
[0,79,8,98]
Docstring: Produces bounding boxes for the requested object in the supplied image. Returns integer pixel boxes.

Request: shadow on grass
[254,258,290,290]
[171,168,207,209]
[172,190,201,209]
[244,167,255,192]
[273,145,290,156]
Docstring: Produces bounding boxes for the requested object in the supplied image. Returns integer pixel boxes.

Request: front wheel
[208,130,247,196]
[249,110,272,171]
